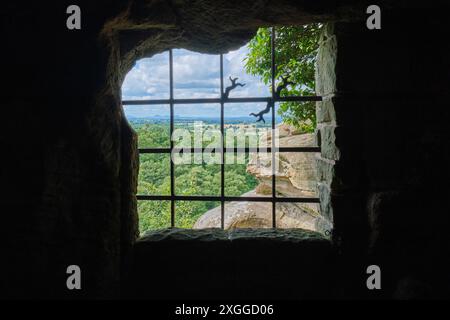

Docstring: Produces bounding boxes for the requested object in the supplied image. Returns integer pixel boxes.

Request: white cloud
[122,51,170,100]
[122,44,271,117]
[223,44,270,98]
[173,49,220,98]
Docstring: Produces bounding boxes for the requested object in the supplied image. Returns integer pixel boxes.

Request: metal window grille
[123,27,322,229]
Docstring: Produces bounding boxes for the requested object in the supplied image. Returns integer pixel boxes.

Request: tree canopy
[135,123,258,233]
[245,25,322,132]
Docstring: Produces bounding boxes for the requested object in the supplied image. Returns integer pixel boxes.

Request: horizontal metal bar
[138,147,321,154]
[122,98,207,105]
[136,195,320,203]
[279,96,322,102]
[139,148,171,153]
[122,96,322,105]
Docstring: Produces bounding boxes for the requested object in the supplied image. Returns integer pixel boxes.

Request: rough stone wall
[0,0,360,299]
[1,2,130,298]
[315,24,338,235]
[317,9,450,298]
[315,23,369,254]
[2,0,450,299]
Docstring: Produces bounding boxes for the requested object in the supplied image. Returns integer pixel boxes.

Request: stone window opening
[121,26,334,237]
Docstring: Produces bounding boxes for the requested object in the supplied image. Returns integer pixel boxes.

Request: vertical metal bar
[271,27,277,228]
[220,54,225,229]
[169,49,175,227]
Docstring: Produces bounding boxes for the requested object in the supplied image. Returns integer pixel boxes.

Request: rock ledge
[139,227,329,243]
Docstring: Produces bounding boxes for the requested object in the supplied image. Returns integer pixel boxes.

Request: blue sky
[122,44,271,118]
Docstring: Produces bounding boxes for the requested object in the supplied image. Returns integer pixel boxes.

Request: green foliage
[138,200,171,231]
[137,123,170,148]
[134,123,258,234]
[138,153,171,195]
[245,25,322,132]
[175,201,220,229]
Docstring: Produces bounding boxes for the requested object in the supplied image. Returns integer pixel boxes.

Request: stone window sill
[138,227,330,243]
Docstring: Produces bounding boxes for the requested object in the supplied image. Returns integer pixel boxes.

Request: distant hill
[127,115,282,125]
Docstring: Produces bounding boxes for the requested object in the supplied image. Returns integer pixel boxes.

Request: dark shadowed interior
[1,0,450,299]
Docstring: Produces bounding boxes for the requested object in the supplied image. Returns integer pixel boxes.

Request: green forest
[131,25,321,234]
[135,123,259,232]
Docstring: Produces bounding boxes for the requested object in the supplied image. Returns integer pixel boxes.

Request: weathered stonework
[317,123,340,161]
[315,24,337,97]
[141,227,328,243]
[316,98,336,123]
[314,24,339,236]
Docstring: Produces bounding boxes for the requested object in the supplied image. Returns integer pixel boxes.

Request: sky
[121,44,271,118]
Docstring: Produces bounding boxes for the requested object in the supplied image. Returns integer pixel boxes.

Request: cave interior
[1,0,450,299]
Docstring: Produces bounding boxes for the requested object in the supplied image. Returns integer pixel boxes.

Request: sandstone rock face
[194,191,323,231]
[247,125,318,198]
[195,124,333,234]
